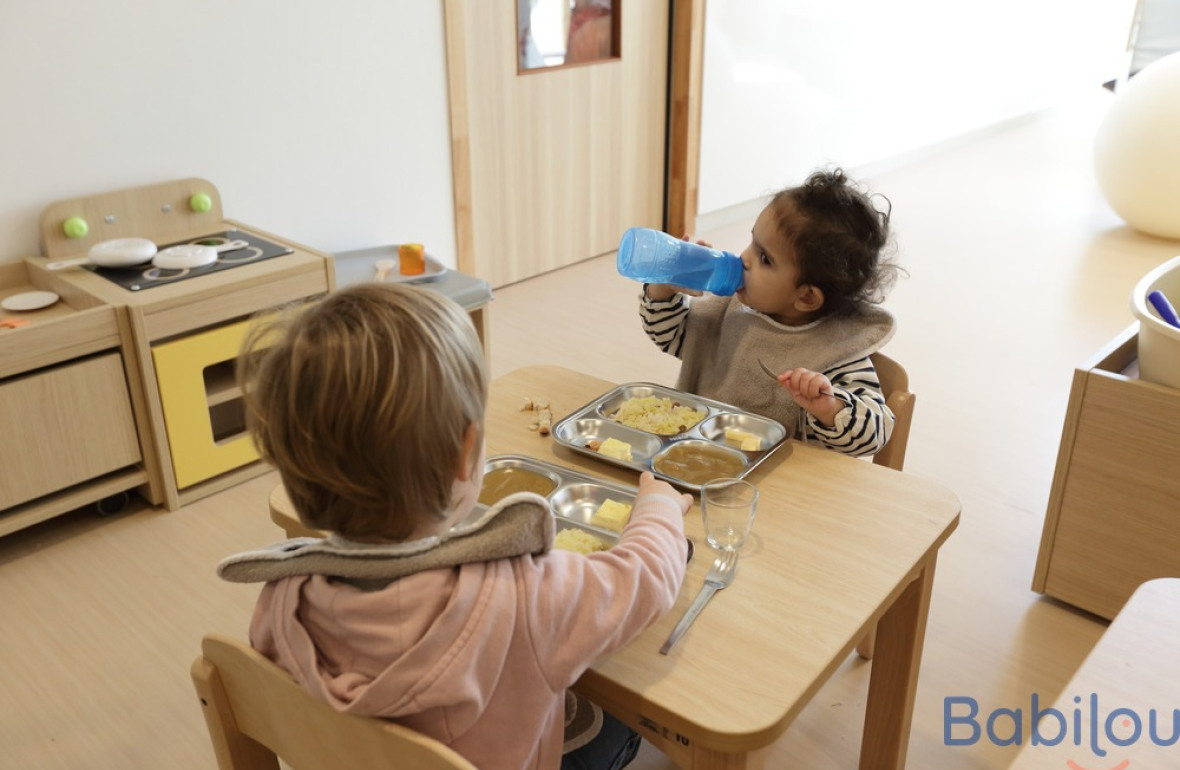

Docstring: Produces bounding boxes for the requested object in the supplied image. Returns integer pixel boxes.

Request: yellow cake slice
[590,499,633,532]
[597,437,633,462]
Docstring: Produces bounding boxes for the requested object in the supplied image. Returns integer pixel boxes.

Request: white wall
[0,1,1140,266]
[0,0,456,266]
[697,0,1138,220]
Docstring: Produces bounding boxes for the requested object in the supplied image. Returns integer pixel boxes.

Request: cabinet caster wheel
[95,491,131,517]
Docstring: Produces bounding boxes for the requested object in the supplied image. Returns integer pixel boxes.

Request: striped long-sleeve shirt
[640,291,896,457]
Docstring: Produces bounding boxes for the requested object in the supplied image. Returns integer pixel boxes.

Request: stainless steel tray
[468,454,694,561]
[551,383,788,492]
[469,455,635,547]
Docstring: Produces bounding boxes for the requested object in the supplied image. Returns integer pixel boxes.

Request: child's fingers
[640,470,693,512]
[783,368,834,399]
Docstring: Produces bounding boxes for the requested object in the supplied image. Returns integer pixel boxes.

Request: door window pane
[518,0,618,71]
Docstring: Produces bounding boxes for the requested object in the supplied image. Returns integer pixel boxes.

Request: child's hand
[777,368,842,427]
[638,471,693,515]
[644,283,703,301]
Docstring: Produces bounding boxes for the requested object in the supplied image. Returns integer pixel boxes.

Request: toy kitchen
[0,178,335,532]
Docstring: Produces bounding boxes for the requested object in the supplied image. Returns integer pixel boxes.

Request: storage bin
[1131,254,1180,390]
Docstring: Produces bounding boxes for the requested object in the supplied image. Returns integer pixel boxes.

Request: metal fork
[659,550,739,654]
[759,358,834,397]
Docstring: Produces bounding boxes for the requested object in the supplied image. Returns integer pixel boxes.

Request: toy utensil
[374,258,397,282]
[1147,290,1180,329]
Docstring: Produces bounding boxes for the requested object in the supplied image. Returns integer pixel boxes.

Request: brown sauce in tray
[478,467,558,506]
[653,443,745,485]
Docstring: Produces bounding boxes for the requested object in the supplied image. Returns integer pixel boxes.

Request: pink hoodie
[249,489,688,770]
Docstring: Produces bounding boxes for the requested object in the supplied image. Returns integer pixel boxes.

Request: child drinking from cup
[640,168,902,456]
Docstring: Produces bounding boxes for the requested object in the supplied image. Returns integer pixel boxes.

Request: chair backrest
[191,633,478,770]
[868,352,915,472]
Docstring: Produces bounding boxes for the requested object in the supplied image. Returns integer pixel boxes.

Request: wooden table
[1007,577,1180,769]
[269,365,961,769]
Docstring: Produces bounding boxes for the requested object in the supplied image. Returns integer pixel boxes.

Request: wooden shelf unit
[0,262,146,536]
[1033,324,1180,619]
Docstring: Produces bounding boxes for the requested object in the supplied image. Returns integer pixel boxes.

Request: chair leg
[856,624,877,660]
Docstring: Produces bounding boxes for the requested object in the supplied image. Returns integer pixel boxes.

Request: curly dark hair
[770,168,900,317]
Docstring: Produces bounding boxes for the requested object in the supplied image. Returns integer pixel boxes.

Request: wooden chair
[191,633,478,770]
[855,352,917,660]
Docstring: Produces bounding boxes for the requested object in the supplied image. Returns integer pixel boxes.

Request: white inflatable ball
[1094,51,1180,240]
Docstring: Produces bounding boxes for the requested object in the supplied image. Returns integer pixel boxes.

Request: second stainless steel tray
[469,455,633,548]
[551,383,788,492]
[468,454,694,561]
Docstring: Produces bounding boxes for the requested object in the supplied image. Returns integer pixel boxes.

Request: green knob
[62,216,89,239]
[190,193,213,213]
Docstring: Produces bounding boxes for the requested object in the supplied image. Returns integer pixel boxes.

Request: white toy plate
[2,290,61,311]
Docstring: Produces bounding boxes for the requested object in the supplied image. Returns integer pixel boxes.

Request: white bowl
[1131,254,1180,390]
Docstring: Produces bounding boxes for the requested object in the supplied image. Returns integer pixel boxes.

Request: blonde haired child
[220,283,691,770]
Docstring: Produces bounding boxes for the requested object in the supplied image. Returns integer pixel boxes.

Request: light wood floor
[4,88,1178,769]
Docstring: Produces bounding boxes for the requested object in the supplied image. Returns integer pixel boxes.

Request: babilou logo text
[945,694,1178,766]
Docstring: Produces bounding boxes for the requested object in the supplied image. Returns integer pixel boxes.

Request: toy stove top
[86,229,293,291]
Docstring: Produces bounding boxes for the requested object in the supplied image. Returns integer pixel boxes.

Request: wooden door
[445,0,700,288]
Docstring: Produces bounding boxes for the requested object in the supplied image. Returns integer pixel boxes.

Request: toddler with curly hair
[640,168,902,456]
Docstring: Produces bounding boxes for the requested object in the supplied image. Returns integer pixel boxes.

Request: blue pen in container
[1147,290,1180,329]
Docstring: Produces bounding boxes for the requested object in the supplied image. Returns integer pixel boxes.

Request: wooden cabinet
[0,262,147,536]
[0,353,140,510]
[1033,325,1180,619]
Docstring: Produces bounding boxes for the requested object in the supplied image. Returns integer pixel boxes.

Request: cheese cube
[725,428,763,451]
[590,499,633,532]
[597,437,633,462]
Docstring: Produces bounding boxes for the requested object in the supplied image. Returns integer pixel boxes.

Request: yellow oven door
[151,318,263,489]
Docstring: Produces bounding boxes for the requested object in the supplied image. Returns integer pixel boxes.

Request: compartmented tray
[466,454,693,561]
[551,383,788,492]
[464,454,636,548]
